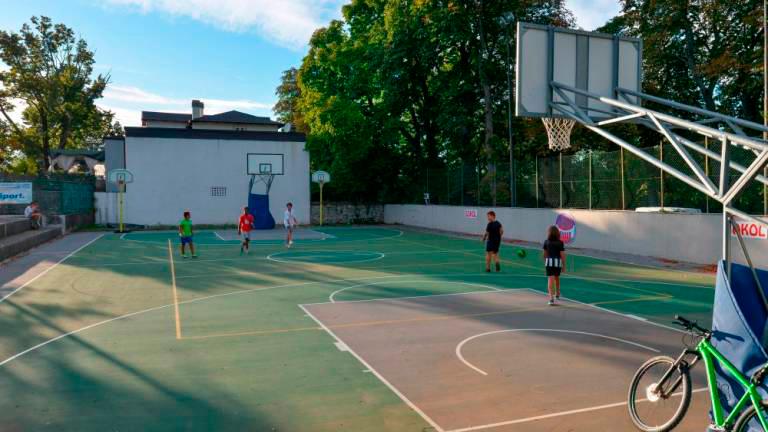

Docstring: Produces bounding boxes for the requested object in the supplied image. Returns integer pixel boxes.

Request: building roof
[124,127,305,142]
[141,110,284,126]
[141,111,191,123]
[195,111,283,126]
[51,149,105,161]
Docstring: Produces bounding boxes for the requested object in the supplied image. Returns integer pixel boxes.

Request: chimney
[192,100,204,119]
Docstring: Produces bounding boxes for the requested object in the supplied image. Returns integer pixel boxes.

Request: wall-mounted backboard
[247,153,285,175]
[515,22,642,120]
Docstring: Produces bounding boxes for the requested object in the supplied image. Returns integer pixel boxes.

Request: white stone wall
[123,136,309,225]
[384,204,768,266]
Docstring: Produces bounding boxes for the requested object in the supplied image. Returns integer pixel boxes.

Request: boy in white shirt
[284,202,298,247]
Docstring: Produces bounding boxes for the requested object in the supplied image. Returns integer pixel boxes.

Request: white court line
[213,231,225,241]
[521,289,688,335]
[328,280,500,303]
[446,388,708,432]
[455,329,660,376]
[0,234,104,303]
[267,250,385,264]
[299,304,445,432]
[627,314,649,321]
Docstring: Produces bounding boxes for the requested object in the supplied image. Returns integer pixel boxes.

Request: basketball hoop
[107,169,134,233]
[312,171,331,225]
[542,117,576,151]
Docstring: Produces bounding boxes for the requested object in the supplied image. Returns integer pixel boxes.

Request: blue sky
[0,0,620,127]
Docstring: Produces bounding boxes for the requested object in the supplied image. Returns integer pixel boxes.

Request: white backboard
[247,153,284,175]
[516,22,642,119]
[312,170,331,184]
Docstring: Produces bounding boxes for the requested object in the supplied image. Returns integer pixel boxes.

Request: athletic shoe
[289,240,294,246]
[556,295,560,300]
[192,255,198,259]
[485,268,491,273]
[495,263,501,272]
[548,299,555,306]
[182,254,188,259]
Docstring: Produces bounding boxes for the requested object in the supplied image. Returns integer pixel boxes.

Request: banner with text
[0,182,33,204]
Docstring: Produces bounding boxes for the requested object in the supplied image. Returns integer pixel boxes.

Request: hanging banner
[464,209,478,219]
[731,222,767,240]
[0,182,33,204]
[555,212,577,244]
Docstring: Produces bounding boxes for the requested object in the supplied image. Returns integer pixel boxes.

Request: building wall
[143,120,188,128]
[384,204,768,266]
[123,136,310,225]
[94,192,118,225]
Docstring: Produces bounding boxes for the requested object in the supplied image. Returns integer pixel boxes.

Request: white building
[103,100,309,226]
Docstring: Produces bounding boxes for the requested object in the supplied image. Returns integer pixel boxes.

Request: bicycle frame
[696,338,768,429]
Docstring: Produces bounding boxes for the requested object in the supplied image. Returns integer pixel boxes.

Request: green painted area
[0,227,716,431]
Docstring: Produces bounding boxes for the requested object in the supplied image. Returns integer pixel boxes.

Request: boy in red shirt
[238,206,255,255]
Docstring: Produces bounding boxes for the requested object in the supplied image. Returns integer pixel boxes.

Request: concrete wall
[192,122,279,132]
[94,192,118,225]
[123,136,310,225]
[310,202,384,225]
[384,205,768,266]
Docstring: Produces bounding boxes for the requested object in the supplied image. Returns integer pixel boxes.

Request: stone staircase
[0,216,61,263]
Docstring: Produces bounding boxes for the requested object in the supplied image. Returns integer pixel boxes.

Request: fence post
[659,143,665,208]
[460,161,464,206]
[588,150,593,210]
[559,153,563,208]
[535,156,539,208]
[620,147,626,210]
[704,137,710,214]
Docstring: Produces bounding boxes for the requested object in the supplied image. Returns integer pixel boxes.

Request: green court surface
[0,226,715,431]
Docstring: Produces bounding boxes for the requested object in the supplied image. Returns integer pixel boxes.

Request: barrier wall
[384,205,768,266]
[310,202,384,225]
[94,192,119,226]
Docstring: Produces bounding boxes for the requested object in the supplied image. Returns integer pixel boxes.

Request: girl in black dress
[543,225,566,305]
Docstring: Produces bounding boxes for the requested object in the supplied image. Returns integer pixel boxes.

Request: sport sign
[464,209,478,219]
[731,221,767,240]
[0,182,33,204]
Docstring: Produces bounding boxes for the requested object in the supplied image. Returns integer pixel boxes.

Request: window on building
[210,186,227,197]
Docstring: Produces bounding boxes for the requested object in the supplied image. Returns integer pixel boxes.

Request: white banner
[464,209,478,219]
[0,182,33,204]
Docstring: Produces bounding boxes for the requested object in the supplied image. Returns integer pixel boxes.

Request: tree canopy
[0,16,118,173]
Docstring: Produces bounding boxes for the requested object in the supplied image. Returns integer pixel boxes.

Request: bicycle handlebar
[674,315,711,336]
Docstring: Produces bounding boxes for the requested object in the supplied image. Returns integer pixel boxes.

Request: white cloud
[567,0,622,31]
[98,84,275,126]
[104,0,347,49]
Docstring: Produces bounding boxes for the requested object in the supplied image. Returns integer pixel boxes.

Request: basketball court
[0,226,717,431]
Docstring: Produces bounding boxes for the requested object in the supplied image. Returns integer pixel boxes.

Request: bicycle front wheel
[628,356,691,432]
[733,400,768,432]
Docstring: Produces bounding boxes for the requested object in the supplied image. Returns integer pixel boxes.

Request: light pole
[503,13,517,207]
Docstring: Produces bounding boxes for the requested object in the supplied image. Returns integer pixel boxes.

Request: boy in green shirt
[178,211,197,258]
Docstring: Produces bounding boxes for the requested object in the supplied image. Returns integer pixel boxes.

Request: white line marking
[119,233,127,240]
[299,304,445,432]
[328,280,501,303]
[445,388,708,432]
[456,328,660,376]
[213,231,225,241]
[334,341,349,352]
[0,234,104,303]
[521,289,687,335]
[627,314,649,321]
[267,250,385,264]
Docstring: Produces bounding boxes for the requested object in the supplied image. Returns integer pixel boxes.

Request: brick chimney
[192,100,204,119]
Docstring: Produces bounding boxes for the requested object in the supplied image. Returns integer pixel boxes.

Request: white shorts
[284,224,294,232]
[241,231,251,240]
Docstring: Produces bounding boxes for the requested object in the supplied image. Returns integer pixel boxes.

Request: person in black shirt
[482,211,503,273]
[543,225,566,305]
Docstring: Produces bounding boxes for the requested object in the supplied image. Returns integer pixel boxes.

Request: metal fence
[0,174,95,215]
[403,141,767,215]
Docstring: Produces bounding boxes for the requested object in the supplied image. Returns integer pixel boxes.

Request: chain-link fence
[0,174,95,215]
[401,141,767,215]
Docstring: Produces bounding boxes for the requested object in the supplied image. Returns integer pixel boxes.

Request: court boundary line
[167,239,182,339]
[444,388,708,432]
[299,303,445,432]
[267,250,386,264]
[327,280,501,303]
[455,328,660,376]
[0,233,104,303]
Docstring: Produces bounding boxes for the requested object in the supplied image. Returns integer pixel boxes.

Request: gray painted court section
[384,204,768,266]
[305,290,709,432]
[0,232,103,301]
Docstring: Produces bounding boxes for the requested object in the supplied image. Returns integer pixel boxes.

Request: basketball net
[249,172,275,194]
[542,117,576,151]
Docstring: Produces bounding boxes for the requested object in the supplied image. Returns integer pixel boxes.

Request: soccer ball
[517,249,527,259]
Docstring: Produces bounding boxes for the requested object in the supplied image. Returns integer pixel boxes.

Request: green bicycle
[628,315,768,432]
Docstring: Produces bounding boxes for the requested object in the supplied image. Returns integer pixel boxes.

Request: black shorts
[486,241,500,253]
[546,266,562,277]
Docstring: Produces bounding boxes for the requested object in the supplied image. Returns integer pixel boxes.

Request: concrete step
[0,216,32,240]
[0,227,61,263]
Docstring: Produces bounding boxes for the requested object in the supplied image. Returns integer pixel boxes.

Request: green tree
[274,67,307,133]
[0,16,109,171]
